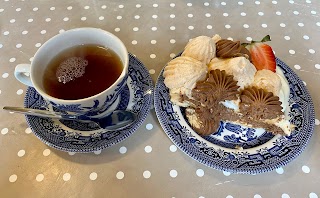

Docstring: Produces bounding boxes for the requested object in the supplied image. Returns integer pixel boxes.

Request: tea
[43,44,123,100]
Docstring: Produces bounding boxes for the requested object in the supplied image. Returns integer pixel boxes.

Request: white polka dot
[149,69,155,74]
[146,123,153,130]
[294,65,301,70]
[243,24,249,28]
[35,43,41,48]
[302,165,310,173]
[27,18,33,23]
[25,128,32,134]
[196,169,204,177]
[170,14,175,18]
[21,30,28,35]
[143,171,151,179]
[311,10,317,15]
[119,146,127,154]
[276,11,282,15]
[117,15,123,20]
[0,8,4,12]
[16,89,23,95]
[276,167,284,174]
[170,53,176,58]
[261,24,268,28]
[45,18,51,22]
[116,171,124,179]
[272,0,278,4]
[280,23,286,27]
[2,73,9,78]
[153,4,158,7]
[3,31,9,36]
[170,39,176,44]
[303,35,310,40]
[241,12,246,16]
[188,13,193,18]
[36,174,44,182]
[306,0,311,3]
[223,171,231,176]
[67,6,72,10]
[151,40,157,44]
[84,6,90,9]
[94,150,101,155]
[114,28,120,32]
[68,152,75,156]
[226,196,233,198]
[221,2,226,5]
[42,149,50,156]
[169,145,177,152]
[298,23,304,27]
[204,2,209,6]
[130,27,138,31]
[63,17,69,22]
[151,27,157,31]
[152,15,157,19]
[289,0,294,3]
[309,193,318,198]
[29,57,34,62]
[145,145,152,153]
[225,24,231,29]
[317,22,320,27]
[17,150,25,157]
[0,44,3,48]
[293,11,299,15]
[284,36,290,40]
[170,3,175,7]
[254,194,262,198]
[207,25,213,30]
[258,12,264,16]
[255,1,260,4]
[101,5,107,9]
[289,50,295,55]
[136,4,141,8]
[50,7,55,11]
[282,194,290,198]
[238,1,244,5]
[99,16,104,20]
[315,118,320,125]
[131,40,137,45]
[309,49,316,54]
[9,58,16,63]
[40,30,46,34]
[89,172,97,180]
[16,8,21,12]
[1,128,9,135]
[187,3,192,6]
[9,174,17,182]
[169,170,178,178]
[188,26,194,30]
[205,13,211,17]
[63,173,71,181]
[10,19,15,23]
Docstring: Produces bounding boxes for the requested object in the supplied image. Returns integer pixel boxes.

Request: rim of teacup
[31,27,129,104]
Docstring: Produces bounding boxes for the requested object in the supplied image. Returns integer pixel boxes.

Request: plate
[154,57,315,174]
[24,53,153,153]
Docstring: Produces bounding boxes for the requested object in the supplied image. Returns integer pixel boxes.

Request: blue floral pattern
[154,57,315,174]
[24,53,153,153]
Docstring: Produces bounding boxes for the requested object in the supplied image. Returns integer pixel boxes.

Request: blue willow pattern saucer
[24,53,153,153]
[154,57,315,174]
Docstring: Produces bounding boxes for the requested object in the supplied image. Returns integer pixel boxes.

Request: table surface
[1,0,319,198]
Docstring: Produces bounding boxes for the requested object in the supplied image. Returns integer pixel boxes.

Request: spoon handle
[3,106,78,120]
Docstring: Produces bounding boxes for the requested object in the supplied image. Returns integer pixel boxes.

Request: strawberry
[242,35,276,72]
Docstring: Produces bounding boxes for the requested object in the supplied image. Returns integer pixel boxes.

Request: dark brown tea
[43,44,123,100]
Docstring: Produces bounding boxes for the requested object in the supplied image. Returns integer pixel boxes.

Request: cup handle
[14,64,33,87]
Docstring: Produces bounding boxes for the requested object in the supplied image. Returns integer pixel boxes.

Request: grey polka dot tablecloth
[1,0,320,198]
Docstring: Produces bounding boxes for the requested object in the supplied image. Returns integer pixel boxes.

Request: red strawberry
[242,35,276,72]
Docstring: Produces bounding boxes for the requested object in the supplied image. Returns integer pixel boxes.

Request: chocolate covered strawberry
[242,35,276,72]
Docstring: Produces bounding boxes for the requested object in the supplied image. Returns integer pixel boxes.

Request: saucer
[24,53,153,153]
[154,57,315,174]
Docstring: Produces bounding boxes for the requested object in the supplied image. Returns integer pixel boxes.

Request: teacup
[14,27,129,117]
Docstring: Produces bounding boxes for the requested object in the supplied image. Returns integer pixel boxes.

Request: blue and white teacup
[14,28,129,117]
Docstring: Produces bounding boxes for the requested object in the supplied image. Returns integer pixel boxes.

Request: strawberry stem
[261,35,271,42]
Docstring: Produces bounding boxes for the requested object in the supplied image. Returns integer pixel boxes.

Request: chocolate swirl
[216,39,251,60]
[240,87,283,120]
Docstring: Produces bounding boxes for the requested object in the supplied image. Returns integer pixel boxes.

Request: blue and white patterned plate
[154,57,315,174]
[24,53,153,153]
